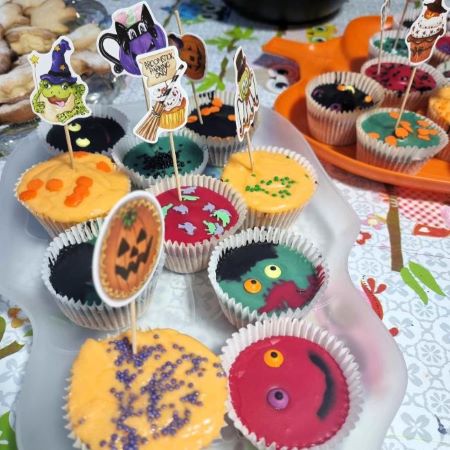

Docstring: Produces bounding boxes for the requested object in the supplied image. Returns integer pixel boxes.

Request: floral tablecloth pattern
[0,0,449,448]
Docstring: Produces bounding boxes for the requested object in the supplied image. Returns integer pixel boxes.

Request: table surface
[0,1,449,449]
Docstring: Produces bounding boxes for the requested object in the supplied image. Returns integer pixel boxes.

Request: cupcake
[437,60,450,79]
[305,71,384,145]
[38,105,128,155]
[15,152,130,237]
[427,86,450,161]
[184,90,255,166]
[112,131,208,188]
[433,34,450,66]
[221,317,363,450]
[149,174,247,273]
[222,146,317,229]
[356,107,448,173]
[42,220,164,330]
[394,8,420,30]
[66,329,228,450]
[368,30,409,59]
[361,55,445,110]
[208,227,328,328]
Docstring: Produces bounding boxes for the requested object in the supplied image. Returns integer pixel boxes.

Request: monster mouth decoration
[309,351,335,419]
[47,96,69,108]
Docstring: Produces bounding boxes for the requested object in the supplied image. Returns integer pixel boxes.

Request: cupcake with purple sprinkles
[66,329,227,450]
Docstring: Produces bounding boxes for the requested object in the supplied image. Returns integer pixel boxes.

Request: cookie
[12,0,46,9]
[28,0,76,34]
[0,97,34,124]
[5,26,56,54]
[72,50,110,76]
[0,63,33,103]
[68,24,101,52]
[0,4,29,31]
[0,39,11,74]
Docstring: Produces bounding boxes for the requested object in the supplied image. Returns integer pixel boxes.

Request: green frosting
[123,136,204,178]
[362,111,440,148]
[373,37,408,57]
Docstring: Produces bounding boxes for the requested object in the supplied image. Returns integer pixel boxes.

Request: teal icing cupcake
[369,30,408,59]
[112,131,208,188]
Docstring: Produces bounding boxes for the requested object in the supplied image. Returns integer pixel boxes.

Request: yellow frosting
[222,150,316,213]
[68,329,227,450]
[429,86,450,126]
[16,152,130,223]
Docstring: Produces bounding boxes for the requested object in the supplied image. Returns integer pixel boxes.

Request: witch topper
[29,37,90,125]
[234,47,260,141]
[406,0,449,64]
[97,2,168,77]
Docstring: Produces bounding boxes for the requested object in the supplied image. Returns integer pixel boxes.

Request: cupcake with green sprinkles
[356,107,448,173]
[42,220,164,330]
[368,30,409,59]
[112,130,208,188]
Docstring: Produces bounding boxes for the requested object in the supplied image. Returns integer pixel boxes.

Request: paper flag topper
[168,32,207,81]
[97,1,167,77]
[234,47,260,142]
[29,37,90,125]
[133,46,189,143]
[406,0,449,65]
[92,191,164,307]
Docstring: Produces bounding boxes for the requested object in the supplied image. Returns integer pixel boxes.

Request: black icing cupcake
[184,90,256,166]
[306,71,384,146]
[38,105,128,155]
[42,220,164,330]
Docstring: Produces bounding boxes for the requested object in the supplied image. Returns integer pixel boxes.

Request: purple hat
[40,39,77,85]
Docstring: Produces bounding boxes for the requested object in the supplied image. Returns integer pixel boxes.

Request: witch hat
[41,39,77,85]
[424,0,448,15]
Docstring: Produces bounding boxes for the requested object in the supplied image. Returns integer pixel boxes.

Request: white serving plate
[0,104,407,450]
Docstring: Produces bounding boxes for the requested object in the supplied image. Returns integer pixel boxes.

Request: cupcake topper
[92,191,164,353]
[133,46,189,201]
[377,0,391,74]
[233,47,260,171]
[170,10,208,124]
[29,37,91,169]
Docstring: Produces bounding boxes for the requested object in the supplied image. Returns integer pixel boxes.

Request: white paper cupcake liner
[41,219,165,330]
[356,107,449,174]
[427,105,450,161]
[207,227,329,329]
[360,55,445,111]
[111,129,208,188]
[14,156,131,238]
[305,71,384,145]
[183,90,256,167]
[149,174,248,274]
[220,317,364,450]
[37,104,130,156]
[368,29,408,59]
[225,146,318,229]
[432,37,450,67]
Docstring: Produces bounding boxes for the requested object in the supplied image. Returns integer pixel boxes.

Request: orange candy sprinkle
[19,190,37,201]
[211,97,223,107]
[64,194,83,207]
[389,111,400,119]
[200,107,212,116]
[96,161,111,172]
[395,127,409,138]
[74,185,89,196]
[27,179,43,190]
[46,178,63,191]
[364,95,373,103]
[73,151,89,158]
[368,132,380,139]
[76,176,93,187]
[187,115,198,123]
[417,120,430,128]
[209,106,220,113]
[227,114,236,122]
[385,135,398,146]
[418,134,431,141]
[400,121,413,132]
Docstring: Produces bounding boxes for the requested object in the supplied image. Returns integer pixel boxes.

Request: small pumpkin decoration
[97,195,163,302]
[168,32,207,81]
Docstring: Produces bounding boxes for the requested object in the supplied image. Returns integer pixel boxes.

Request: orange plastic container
[263,16,450,193]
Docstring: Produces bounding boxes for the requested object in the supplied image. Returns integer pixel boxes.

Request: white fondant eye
[68,123,81,132]
[264,264,281,279]
[138,23,147,34]
[128,29,137,40]
[75,137,90,148]
[62,82,69,90]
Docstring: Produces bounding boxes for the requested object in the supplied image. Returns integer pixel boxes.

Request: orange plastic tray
[263,16,450,193]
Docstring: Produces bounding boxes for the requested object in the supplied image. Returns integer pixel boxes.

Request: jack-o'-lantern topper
[97,2,168,77]
[406,0,448,65]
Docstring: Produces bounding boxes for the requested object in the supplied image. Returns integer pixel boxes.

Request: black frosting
[311,83,374,112]
[46,116,125,153]
[49,241,101,306]
[309,351,335,419]
[186,102,236,138]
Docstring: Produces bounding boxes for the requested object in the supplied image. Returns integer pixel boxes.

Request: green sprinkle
[272,193,277,197]
[251,173,256,177]
[267,180,272,185]
[274,176,279,181]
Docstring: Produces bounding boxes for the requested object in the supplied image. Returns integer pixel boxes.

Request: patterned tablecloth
[0,0,449,449]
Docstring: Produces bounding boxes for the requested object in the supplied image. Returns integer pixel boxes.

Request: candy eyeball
[329,103,342,112]
[312,87,324,98]
[264,349,284,368]
[267,388,289,410]
[68,122,81,132]
[244,278,262,294]
[264,264,281,279]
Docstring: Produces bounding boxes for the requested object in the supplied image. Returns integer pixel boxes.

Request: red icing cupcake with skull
[221,318,363,449]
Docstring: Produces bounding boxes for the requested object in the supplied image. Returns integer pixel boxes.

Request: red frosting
[229,336,350,449]
[365,62,436,93]
[157,185,238,244]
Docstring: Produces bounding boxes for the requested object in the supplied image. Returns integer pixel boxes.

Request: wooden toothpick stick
[395,65,417,129]
[169,131,182,201]
[142,78,151,111]
[393,0,410,50]
[130,298,137,354]
[245,130,254,171]
[63,124,75,170]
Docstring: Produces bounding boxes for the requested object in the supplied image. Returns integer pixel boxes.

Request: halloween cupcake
[221,317,363,450]
[66,329,228,450]
[356,107,448,173]
[42,220,164,330]
[38,104,129,155]
[184,90,255,167]
[208,227,328,328]
[361,55,445,111]
[15,152,130,237]
[305,71,384,145]
[222,146,317,229]
[112,131,208,188]
[427,86,450,161]
[433,35,450,66]
[368,30,409,59]
[149,174,247,273]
